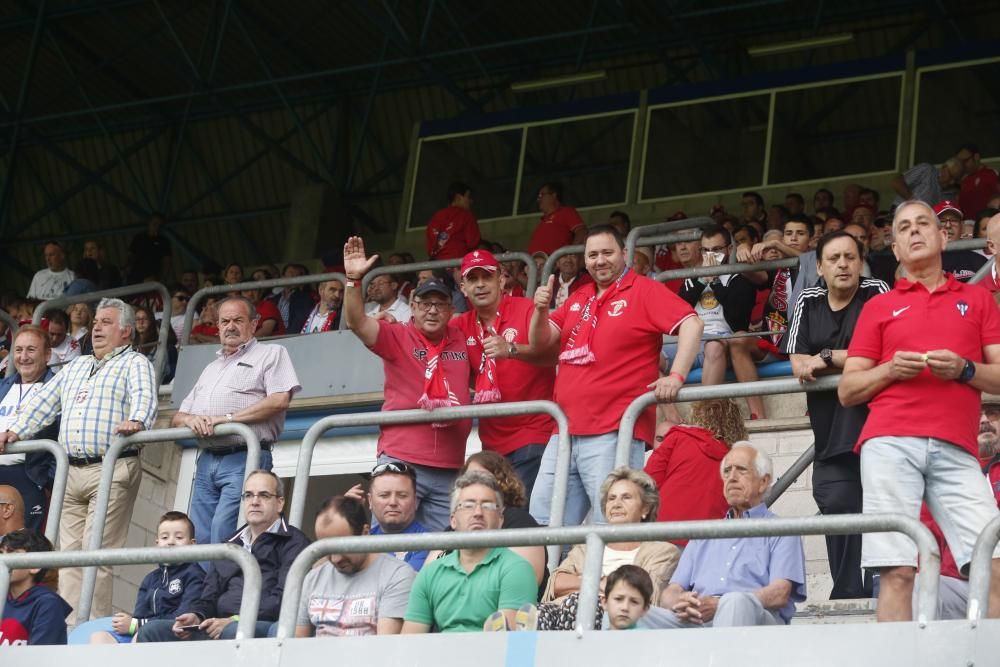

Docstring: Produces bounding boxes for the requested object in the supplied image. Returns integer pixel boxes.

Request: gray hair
[891,199,940,240]
[450,470,504,514]
[217,295,258,321]
[96,298,136,341]
[246,469,285,498]
[599,466,660,522]
[721,441,773,488]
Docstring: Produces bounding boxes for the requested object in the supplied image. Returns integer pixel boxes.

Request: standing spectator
[0,298,156,622]
[812,188,834,213]
[454,249,558,495]
[784,231,888,599]
[740,191,767,228]
[343,237,470,531]
[957,143,1000,219]
[127,213,172,284]
[295,495,415,637]
[267,264,315,333]
[784,193,805,216]
[301,278,344,333]
[401,471,537,633]
[27,242,74,299]
[982,212,1000,292]
[64,258,100,296]
[171,295,300,547]
[839,200,1000,621]
[132,305,177,381]
[137,471,310,641]
[527,182,587,256]
[179,270,199,296]
[528,225,702,526]
[934,201,988,281]
[426,182,481,260]
[0,529,71,645]
[0,326,58,532]
[46,309,81,371]
[82,239,122,290]
[891,157,963,205]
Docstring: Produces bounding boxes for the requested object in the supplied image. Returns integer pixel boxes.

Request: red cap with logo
[461,249,500,277]
[933,200,963,218]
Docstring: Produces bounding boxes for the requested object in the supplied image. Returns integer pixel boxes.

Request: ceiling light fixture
[748,32,854,57]
[510,69,607,92]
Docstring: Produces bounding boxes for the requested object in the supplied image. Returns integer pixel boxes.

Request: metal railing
[966,513,1000,622]
[76,422,261,622]
[360,252,537,297]
[0,544,262,639]
[274,513,939,638]
[655,256,799,283]
[969,254,995,285]
[623,216,715,266]
[288,400,570,566]
[30,282,172,383]
[3,440,68,544]
[180,272,349,344]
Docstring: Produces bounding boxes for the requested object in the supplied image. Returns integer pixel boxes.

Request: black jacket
[266,290,316,335]
[190,516,310,622]
[0,370,59,489]
[678,273,757,332]
[133,561,205,627]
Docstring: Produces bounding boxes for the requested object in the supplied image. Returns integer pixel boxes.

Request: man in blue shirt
[650,443,807,627]
[347,462,429,571]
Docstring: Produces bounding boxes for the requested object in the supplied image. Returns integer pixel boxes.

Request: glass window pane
[914,62,1000,164]
[769,77,901,183]
[517,114,634,215]
[642,95,769,199]
[408,129,521,227]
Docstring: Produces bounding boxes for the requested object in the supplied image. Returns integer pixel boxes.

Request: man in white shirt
[27,242,75,300]
[365,274,411,323]
[46,310,80,371]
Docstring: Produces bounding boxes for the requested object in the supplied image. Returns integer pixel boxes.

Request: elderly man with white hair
[647,443,807,628]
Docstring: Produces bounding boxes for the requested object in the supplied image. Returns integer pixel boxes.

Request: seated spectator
[295,496,415,637]
[891,157,963,206]
[552,253,592,309]
[137,471,310,642]
[528,181,587,256]
[426,182,481,260]
[934,200,987,281]
[741,191,767,229]
[644,399,747,543]
[858,187,879,210]
[0,529,71,645]
[983,212,1000,292]
[27,242,74,300]
[82,239,122,291]
[241,286,285,336]
[633,248,653,276]
[222,263,243,291]
[534,468,679,630]
[189,300,219,343]
[813,188,834,213]
[267,264,315,333]
[301,278,344,333]
[169,287,191,342]
[67,303,92,342]
[0,326,58,532]
[650,444,806,628]
[88,512,204,644]
[180,270,199,296]
[603,565,654,631]
[767,204,790,231]
[415,268,467,312]
[64,258,100,297]
[402,471,537,633]
[822,214,846,234]
[386,253,418,301]
[785,193,805,217]
[0,485,25,536]
[46,309,80,371]
[975,207,999,245]
[660,231,702,295]
[365,273,412,324]
[608,210,631,237]
[133,305,178,380]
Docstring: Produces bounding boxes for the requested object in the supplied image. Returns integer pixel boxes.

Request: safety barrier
[274,513,939,638]
[76,422,261,622]
[0,544,262,639]
[287,400,569,566]
[181,272,349,344]
[3,439,68,544]
[623,216,716,266]
[360,251,537,297]
[970,254,995,285]
[967,513,1000,622]
[31,282,173,383]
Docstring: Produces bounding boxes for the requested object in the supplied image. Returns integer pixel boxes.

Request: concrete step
[793,598,878,625]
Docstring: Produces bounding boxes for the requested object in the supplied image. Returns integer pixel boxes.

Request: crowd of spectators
[1,141,1000,646]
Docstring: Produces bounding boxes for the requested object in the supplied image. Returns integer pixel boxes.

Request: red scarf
[414,328,460,418]
[300,305,338,333]
[559,269,629,366]
[472,300,507,404]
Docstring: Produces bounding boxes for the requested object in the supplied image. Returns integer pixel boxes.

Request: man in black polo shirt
[783,231,888,599]
[935,200,986,281]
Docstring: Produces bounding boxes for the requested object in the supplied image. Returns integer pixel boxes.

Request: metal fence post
[4,439,68,544]
[966,513,1000,622]
[575,532,606,632]
[76,423,260,622]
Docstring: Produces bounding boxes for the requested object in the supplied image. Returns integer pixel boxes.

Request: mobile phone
[178,624,203,632]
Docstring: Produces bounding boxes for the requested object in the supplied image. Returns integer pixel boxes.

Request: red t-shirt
[986,457,1000,505]
[426,206,481,260]
[920,505,961,579]
[549,270,697,445]
[455,296,556,454]
[255,299,286,335]
[528,207,586,256]
[960,166,999,219]
[643,425,730,545]
[655,247,686,293]
[847,274,1000,457]
[369,320,472,468]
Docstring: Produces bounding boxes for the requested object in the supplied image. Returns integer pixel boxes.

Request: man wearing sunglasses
[138,470,309,642]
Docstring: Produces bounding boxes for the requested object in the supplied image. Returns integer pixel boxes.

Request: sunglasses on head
[370,461,416,479]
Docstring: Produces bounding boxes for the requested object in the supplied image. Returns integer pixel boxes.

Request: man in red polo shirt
[957,143,999,219]
[840,200,1000,622]
[425,182,481,260]
[527,225,703,526]
[527,182,587,257]
[343,236,471,531]
[454,249,558,497]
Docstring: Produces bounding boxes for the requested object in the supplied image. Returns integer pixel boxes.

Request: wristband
[345,280,356,288]
[230,615,240,622]
[129,618,138,635]
[668,372,686,384]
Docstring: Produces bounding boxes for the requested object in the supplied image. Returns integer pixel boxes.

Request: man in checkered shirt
[171,295,300,548]
[0,298,157,623]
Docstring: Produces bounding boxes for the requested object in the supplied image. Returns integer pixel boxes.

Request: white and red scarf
[414,328,460,423]
[559,269,629,366]
[472,300,508,404]
[300,305,338,333]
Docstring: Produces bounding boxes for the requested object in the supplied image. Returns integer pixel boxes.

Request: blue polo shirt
[371,521,429,571]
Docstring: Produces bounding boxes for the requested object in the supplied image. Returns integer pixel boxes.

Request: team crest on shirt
[502,328,518,342]
[467,336,476,346]
[957,301,969,317]
[570,303,582,311]
[168,578,182,595]
[607,299,627,317]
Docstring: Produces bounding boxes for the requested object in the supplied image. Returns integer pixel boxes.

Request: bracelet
[129,618,138,635]
[668,371,686,384]
[345,280,357,288]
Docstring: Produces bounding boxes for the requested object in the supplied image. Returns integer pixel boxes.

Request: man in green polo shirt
[401,471,537,632]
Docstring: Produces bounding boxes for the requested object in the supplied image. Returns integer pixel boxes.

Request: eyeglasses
[941,218,963,228]
[371,461,416,479]
[414,301,449,312]
[455,500,500,512]
[241,491,279,501]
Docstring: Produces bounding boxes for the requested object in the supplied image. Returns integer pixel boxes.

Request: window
[914,61,1000,164]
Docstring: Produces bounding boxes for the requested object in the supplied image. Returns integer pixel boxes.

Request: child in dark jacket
[0,529,72,645]
[89,511,204,644]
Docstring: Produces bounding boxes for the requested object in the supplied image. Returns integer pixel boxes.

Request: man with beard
[301,278,344,333]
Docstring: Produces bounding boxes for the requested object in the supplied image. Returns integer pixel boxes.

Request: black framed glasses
[371,461,416,480]
[241,491,279,501]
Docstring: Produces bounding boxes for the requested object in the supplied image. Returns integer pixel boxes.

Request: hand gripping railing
[181,272,348,344]
[616,375,841,468]
[361,252,537,297]
[288,400,570,565]
[966,513,1000,622]
[0,544,262,640]
[76,422,261,622]
[2,440,68,544]
[623,216,716,266]
[30,282,172,383]
[274,513,939,638]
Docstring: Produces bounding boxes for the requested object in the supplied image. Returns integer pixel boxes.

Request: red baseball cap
[933,200,963,218]
[460,249,500,277]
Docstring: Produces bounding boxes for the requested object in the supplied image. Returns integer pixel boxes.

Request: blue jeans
[137,619,274,642]
[505,443,547,500]
[191,448,273,548]
[528,432,645,526]
[374,454,457,532]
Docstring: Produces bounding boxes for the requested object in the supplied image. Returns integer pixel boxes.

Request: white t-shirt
[27,268,75,299]
[0,383,40,464]
[49,336,81,371]
[601,545,641,577]
[693,277,736,336]
[365,297,412,324]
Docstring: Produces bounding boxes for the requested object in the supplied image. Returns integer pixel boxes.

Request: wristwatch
[819,349,834,368]
[225,413,234,422]
[508,342,519,359]
[958,359,976,384]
